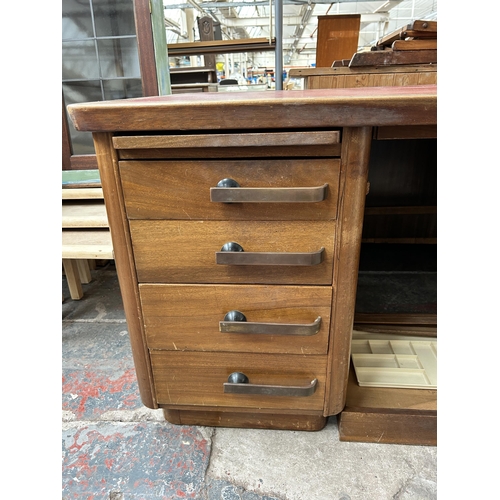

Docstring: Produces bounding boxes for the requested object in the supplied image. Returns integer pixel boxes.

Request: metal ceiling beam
[165,0,394,8]
[222,12,389,27]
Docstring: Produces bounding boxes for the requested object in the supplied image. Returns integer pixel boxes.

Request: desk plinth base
[162,408,327,431]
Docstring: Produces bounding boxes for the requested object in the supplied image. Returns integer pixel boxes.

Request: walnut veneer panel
[129,220,335,284]
[151,351,327,410]
[120,159,340,221]
[139,284,332,354]
[316,15,361,68]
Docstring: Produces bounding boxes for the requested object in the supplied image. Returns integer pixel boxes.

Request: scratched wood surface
[140,284,332,354]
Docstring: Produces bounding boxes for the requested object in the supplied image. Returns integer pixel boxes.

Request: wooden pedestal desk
[68,86,437,431]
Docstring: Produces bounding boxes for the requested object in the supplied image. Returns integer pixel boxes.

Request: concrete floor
[62,258,437,500]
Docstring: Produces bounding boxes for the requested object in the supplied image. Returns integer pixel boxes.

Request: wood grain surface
[120,159,340,220]
[163,408,327,431]
[129,220,335,284]
[140,284,332,353]
[151,351,327,410]
[67,86,437,132]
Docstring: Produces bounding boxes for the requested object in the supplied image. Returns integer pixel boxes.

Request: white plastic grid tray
[351,331,437,390]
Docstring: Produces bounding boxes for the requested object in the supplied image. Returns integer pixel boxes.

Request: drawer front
[140,284,332,354]
[130,220,335,284]
[119,159,340,221]
[151,351,327,411]
[115,130,341,161]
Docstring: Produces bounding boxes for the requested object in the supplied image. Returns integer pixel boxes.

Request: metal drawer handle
[224,372,318,397]
[220,310,321,336]
[216,242,324,266]
[210,178,328,203]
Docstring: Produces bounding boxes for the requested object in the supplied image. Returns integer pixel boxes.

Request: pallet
[62,187,113,300]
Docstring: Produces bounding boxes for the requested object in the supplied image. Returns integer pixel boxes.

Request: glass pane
[97,38,140,78]
[92,0,137,37]
[62,40,99,80]
[102,78,142,100]
[62,0,94,40]
[63,81,103,155]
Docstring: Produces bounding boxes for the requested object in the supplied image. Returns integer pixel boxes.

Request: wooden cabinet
[67,86,436,431]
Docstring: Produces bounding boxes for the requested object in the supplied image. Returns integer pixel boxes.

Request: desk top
[68,85,436,132]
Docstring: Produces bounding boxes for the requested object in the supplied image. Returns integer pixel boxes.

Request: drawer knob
[221,310,321,336]
[211,179,328,203]
[217,242,324,266]
[217,178,241,189]
[220,241,244,253]
[227,372,249,384]
[224,372,318,397]
[223,310,247,322]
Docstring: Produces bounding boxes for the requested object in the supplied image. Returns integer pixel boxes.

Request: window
[62,0,143,163]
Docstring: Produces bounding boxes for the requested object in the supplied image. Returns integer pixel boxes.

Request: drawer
[119,159,340,221]
[129,220,335,284]
[151,351,327,411]
[140,284,332,354]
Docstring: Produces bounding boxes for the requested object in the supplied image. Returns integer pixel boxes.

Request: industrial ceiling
[163,0,437,66]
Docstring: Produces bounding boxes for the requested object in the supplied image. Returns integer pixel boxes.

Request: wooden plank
[417,72,438,85]
[367,73,395,87]
[62,202,109,228]
[411,20,437,32]
[392,39,437,51]
[69,154,99,171]
[307,75,345,89]
[337,365,436,445]
[62,188,104,200]
[62,230,114,259]
[338,409,437,445]
[349,50,437,67]
[164,408,326,431]
[167,38,276,56]
[289,65,436,78]
[393,72,421,86]
[62,169,101,187]
[375,26,410,48]
[402,30,438,39]
[375,22,437,49]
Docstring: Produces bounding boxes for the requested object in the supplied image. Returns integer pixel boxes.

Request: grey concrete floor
[62,262,437,500]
